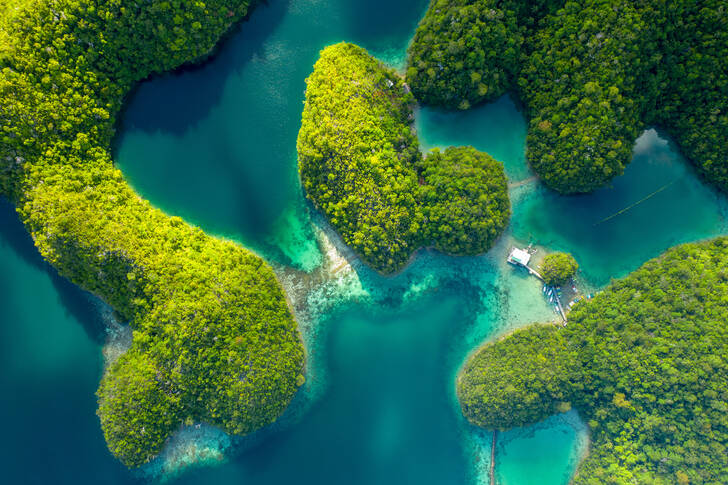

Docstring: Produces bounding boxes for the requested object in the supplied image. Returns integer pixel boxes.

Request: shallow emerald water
[494,412,588,485]
[2,1,728,484]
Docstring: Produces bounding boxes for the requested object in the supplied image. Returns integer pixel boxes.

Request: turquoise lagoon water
[2,0,728,484]
[0,199,132,484]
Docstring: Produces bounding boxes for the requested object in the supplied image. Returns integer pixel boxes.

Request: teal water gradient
[0,199,131,484]
[2,0,727,484]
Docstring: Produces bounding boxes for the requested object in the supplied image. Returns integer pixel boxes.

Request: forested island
[458,239,728,483]
[0,0,305,467]
[3,0,728,480]
[412,2,728,482]
[297,43,510,274]
[407,0,728,194]
[540,252,578,287]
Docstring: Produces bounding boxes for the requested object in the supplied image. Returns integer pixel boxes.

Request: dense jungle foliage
[407,0,728,194]
[540,252,578,286]
[417,146,510,255]
[458,238,728,484]
[297,43,510,273]
[0,0,305,467]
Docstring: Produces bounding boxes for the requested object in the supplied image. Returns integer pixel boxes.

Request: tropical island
[406,2,728,482]
[540,252,578,287]
[1,0,727,481]
[0,0,304,467]
[407,0,728,194]
[458,239,728,483]
[297,43,511,274]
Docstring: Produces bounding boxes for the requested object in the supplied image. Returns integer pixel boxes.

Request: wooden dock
[507,247,566,323]
[555,292,568,324]
[506,251,544,281]
[526,266,544,281]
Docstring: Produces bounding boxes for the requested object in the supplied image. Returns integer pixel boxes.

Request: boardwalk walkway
[526,266,544,281]
[507,247,566,323]
[555,294,568,324]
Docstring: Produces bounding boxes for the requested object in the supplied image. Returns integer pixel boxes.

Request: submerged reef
[0,0,304,467]
[297,43,510,274]
[407,0,728,194]
[458,238,728,484]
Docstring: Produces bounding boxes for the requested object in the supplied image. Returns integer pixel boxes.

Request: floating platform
[507,247,544,281]
[508,247,566,323]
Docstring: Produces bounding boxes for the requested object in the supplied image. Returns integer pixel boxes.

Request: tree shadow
[114,0,291,139]
[0,198,110,344]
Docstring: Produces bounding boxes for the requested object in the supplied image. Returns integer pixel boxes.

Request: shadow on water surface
[212,140,274,236]
[115,0,291,137]
[342,0,429,50]
[0,198,109,344]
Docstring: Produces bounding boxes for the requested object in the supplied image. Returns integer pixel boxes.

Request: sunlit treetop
[407,0,728,194]
[459,238,728,484]
[0,0,305,468]
[297,43,511,274]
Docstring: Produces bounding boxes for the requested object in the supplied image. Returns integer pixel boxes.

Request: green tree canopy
[0,0,305,467]
[458,238,728,484]
[297,43,510,273]
[540,252,578,286]
[407,0,728,194]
